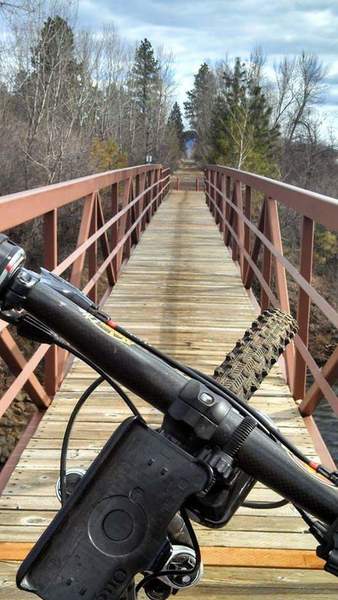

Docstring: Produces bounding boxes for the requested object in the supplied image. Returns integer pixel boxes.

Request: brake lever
[40,269,98,312]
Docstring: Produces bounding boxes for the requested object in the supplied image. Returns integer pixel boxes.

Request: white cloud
[77,0,338,135]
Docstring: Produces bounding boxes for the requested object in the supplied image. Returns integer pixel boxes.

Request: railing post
[244,199,265,289]
[111,183,119,279]
[139,172,146,233]
[243,185,251,281]
[88,194,98,304]
[215,171,219,222]
[214,171,218,224]
[215,172,220,228]
[209,170,213,211]
[147,171,153,222]
[153,169,157,212]
[160,168,164,203]
[143,172,150,229]
[214,171,218,217]
[205,170,210,207]
[151,169,156,217]
[70,194,95,288]
[224,176,231,245]
[155,167,160,211]
[260,197,272,311]
[266,197,291,315]
[220,174,226,243]
[294,216,315,400]
[159,168,163,205]
[210,171,215,217]
[125,179,133,260]
[217,173,224,232]
[151,169,155,215]
[133,173,141,244]
[266,196,295,388]
[236,181,245,278]
[44,209,58,397]
[231,181,243,264]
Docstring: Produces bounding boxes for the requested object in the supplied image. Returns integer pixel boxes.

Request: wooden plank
[201,547,324,569]
[0,543,322,566]
[1,563,336,599]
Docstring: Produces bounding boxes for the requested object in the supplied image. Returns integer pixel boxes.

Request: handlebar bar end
[0,235,26,298]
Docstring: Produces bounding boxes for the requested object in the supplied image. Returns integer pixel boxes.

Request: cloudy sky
[78,0,338,134]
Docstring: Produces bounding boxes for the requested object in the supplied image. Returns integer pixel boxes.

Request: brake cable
[56,340,142,506]
[59,376,103,506]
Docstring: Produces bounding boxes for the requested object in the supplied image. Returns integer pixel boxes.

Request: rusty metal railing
[0,164,170,489]
[205,165,338,467]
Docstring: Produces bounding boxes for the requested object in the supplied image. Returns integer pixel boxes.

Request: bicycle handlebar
[4,266,337,526]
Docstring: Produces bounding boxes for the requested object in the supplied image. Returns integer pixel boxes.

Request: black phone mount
[17,418,210,600]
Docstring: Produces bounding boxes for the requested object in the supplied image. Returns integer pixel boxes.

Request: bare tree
[273,53,326,144]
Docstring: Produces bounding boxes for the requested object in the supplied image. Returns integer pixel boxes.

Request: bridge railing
[205,166,338,448]
[0,164,170,487]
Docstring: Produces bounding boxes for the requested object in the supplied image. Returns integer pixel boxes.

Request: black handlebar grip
[237,427,338,524]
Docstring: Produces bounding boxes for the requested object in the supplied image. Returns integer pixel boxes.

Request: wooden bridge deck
[0,190,335,597]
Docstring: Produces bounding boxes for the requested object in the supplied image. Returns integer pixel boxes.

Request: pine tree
[167,102,185,153]
[32,16,80,84]
[184,63,217,161]
[209,57,279,175]
[30,15,85,124]
[132,38,160,161]
[19,15,88,186]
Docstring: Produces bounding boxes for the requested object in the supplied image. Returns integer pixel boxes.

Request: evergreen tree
[30,15,85,123]
[167,101,185,153]
[132,38,160,161]
[32,16,72,68]
[18,15,89,186]
[32,16,81,86]
[184,63,217,161]
[209,57,279,175]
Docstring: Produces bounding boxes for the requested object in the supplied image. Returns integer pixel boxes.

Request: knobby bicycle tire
[213,308,298,402]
